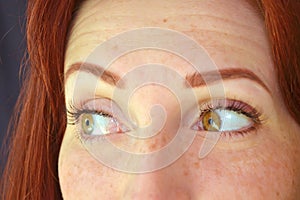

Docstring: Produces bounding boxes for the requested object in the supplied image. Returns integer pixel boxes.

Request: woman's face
[59,0,300,199]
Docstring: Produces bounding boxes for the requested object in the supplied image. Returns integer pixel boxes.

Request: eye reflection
[82,113,94,134]
[202,111,221,131]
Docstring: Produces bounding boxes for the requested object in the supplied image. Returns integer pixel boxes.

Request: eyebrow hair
[65,62,121,85]
[185,68,271,93]
[65,62,271,94]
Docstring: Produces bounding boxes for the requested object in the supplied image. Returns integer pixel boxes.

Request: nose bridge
[124,83,183,154]
[128,84,180,127]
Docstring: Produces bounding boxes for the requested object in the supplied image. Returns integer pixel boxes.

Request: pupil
[85,119,90,126]
[208,118,213,125]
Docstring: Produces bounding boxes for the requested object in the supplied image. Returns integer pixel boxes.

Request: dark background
[0,0,27,176]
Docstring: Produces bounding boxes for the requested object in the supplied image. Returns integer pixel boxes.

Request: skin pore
[59,0,300,199]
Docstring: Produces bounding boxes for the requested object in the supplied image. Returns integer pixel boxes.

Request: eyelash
[198,99,263,139]
[67,103,112,126]
[67,103,116,142]
[67,99,264,141]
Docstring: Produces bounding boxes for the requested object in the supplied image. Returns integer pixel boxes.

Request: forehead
[65,0,274,88]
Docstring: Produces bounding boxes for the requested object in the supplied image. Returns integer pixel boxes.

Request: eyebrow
[65,62,271,94]
[185,68,271,93]
[65,62,121,85]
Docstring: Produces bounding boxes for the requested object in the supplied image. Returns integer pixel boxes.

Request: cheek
[58,135,121,199]
[197,133,300,199]
[58,123,300,199]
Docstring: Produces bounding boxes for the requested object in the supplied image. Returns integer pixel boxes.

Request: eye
[192,109,253,132]
[80,113,129,136]
[191,99,261,134]
[67,99,130,136]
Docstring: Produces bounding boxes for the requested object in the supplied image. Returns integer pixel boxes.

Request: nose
[120,85,195,199]
[121,168,192,200]
[119,120,195,199]
[120,122,194,199]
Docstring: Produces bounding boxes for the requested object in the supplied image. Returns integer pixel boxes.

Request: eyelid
[191,98,263,141]
[198,99,262,119]
[68,97,264,142]
[78,98,134,130]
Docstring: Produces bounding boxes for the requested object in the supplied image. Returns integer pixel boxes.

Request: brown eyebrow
[65,62,271,94]
[185,68,271,94]
[65,62,121,86]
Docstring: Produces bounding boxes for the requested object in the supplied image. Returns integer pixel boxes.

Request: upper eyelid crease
[65,62,271,95]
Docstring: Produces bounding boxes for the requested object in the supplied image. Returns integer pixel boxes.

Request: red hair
[1,0,299,199]
[261,0,300,123]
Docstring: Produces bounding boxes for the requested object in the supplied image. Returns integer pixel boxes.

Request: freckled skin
[59,0,300,199]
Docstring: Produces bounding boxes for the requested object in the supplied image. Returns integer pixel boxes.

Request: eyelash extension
[200,99,262,123]
[66,102,112,126]
[198,99,264,139]
[67,99,264,142]
[66,102,125,143]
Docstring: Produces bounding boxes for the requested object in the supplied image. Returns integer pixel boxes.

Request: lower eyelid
[74,123,106,143]
[220,125,258,139]
[212,120,258,141]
